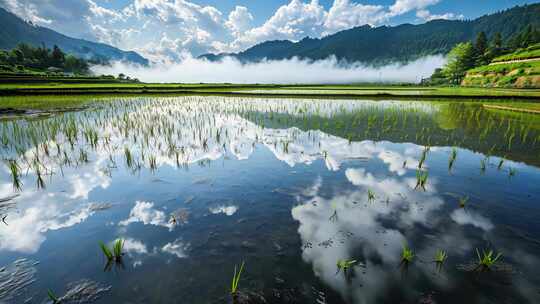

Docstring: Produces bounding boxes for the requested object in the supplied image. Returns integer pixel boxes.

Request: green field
[492,43,540,63]
[1,82,540,98]
[1,73,539,115]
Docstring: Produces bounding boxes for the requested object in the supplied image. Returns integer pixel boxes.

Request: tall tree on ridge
[474,31,488,65]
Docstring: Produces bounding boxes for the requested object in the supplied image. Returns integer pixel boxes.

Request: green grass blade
[99,242,113,260]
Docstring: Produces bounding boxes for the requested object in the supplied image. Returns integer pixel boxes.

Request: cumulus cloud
[1,0,462,62]
[450,208,494,231]
[388,0,440,16]
[0,202,97,254]
[416,9,463,21]
[161,239,189,258]
[226,6,253,36]
[229,0,326,50]
[92,54,444,83]
[209,205,238,216]
[122,238,149,255]
[324,0,386,34]
[0,0,123,41]
[119,201,174,230]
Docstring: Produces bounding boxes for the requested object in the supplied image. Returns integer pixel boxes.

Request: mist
[92,55,445,84]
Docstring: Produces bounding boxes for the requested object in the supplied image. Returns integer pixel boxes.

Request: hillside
[462,44,540,88]
[0,8,148,65]
[201,3,540,65]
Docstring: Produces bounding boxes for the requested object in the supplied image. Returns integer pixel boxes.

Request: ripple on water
[57,279,111,304]
[0,258,38,301]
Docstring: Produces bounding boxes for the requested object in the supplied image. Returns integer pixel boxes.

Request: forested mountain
[200,3,540,65]
[0,8,148,65]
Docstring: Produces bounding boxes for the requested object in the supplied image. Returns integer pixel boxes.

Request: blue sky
[1,0,537,62]
[93,0,538,25]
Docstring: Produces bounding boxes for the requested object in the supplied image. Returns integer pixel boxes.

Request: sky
[1,0,537,63]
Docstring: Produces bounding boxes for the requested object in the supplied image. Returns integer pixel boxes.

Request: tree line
[428,25,540,85]
[0,43,91,74]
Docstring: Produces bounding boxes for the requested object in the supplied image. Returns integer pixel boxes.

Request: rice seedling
[509,167,517,177]
[480,158,487,172]
[497,158,505,170]
[367,189,376,203]
[459,196,469,208]
[400,244,415,265]
[329,209,338,222]
[448,147,457,171]
[100,239,124,263]
[336,259,357,275]
[112,239,124,259]
[124,147,133,168]
[230,261,245,295]
[148,155,157,172]
[47,288,60,303]
[99,242,113,261]
[475,248,502,271]
[415,170,428,191]
[418,147,429,169]
[36,167,45,189]
[7,160,22,191]
[434,249,448,264]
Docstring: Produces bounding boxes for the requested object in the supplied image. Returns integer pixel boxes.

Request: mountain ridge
[200,3,540,65]
[0,7,148,65]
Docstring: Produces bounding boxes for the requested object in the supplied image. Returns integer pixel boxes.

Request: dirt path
[490,57,540,65]
[483,104,540,114]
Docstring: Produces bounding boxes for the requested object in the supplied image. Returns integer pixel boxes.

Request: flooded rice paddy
[1,96,540,303]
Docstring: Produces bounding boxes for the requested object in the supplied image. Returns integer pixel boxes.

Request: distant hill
[0,7,148,65]
[200,3,540,65]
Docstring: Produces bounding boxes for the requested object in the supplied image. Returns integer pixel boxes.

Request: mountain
[200,3,540,65]
[0,7,148,65]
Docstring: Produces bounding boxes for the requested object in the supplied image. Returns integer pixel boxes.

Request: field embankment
[462,44,540,88]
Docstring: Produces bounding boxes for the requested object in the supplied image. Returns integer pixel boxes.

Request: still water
[1,96,540,304]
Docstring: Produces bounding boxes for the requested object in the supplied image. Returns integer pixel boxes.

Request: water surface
[1,96,540,303]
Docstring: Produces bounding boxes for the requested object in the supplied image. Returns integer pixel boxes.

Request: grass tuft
[476,248,502,271]
[401,244,414,264]
[230,261,245,295]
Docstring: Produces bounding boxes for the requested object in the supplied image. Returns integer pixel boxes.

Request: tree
[485,32,503,61]
[10,49,24,64]
[442,42,475,85]
[64,54,89,74]
[474,31,488,65]
[51,45,65,68]
[492,32,502,49]
[509,25,539,50]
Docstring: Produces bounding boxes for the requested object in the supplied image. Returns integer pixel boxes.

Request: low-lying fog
[92,55,445,84]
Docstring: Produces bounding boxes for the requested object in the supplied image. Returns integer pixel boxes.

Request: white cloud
[0,202,96,254]
[119,201,174,230]
[209,205,238,216]
[324,0,386,34]
[1,0,464,63]
[123,238,149,255]
[225,6,253,37]
[229,0,326,51]
[450,208,494,231]
[0,0,122,41]
[416,9,463,21]
[388,0,439,16]
[161,239,189,258]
